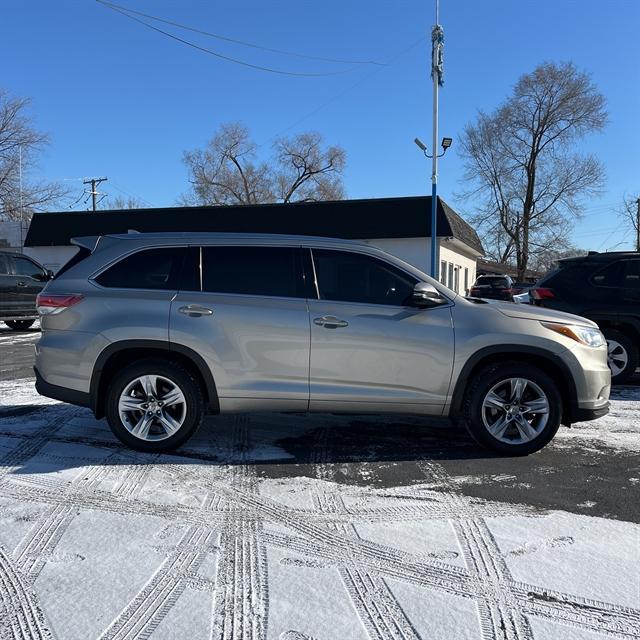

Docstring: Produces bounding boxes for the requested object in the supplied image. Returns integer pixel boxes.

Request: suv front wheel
[105,359,204,452]
[460,362,562,455]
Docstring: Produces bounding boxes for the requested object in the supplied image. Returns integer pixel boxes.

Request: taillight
[36,293,84,315]
[531,287,555,300]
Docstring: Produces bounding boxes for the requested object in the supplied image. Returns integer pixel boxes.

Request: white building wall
[359,237,433,273]
[438,239,479,295]
[0,221,24,250]
[23,246,78,273]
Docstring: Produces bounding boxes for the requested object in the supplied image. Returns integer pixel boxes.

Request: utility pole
[430,0,445,278]
[19,145,24,252]
[83,177,108,211]
[636,198,640,252]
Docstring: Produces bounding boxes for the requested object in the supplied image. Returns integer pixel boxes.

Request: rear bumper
[34,367,90,409]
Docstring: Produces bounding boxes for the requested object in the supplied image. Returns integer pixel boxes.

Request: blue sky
[3,0,639,251]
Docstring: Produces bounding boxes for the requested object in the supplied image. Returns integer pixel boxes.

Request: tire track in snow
[310,428,421,640]
[0,546,52,640]
[99,524,218,640]
[221,482,640,639]
[12,458,140,581]
[210,415,269,640]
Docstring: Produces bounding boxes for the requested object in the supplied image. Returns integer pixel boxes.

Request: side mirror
[47,270,54,280]
[410,281,448,307]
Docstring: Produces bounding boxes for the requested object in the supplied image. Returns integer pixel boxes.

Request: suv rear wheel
[603,330,638,385]
[5,319,36,331]
[105,359,204,452]
[460,362,562,455]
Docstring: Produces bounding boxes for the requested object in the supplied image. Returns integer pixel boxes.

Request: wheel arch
[450,345,578,425]
[90,340,220,419]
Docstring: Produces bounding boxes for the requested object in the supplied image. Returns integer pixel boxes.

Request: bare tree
[618,194,640,252]
[182,123,346,206]
[0,89,68,222]
[102,194,146,210]
[459,62,607,280]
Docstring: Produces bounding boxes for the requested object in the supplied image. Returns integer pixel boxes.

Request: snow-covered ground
[0,379,639,639]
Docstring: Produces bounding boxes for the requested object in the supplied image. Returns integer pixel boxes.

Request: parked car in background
[469,275,514,301]
[512,281,536,296]
[0,250,51,330]
[514,291,531,304]
[34,232,610,456]
[531,251,640,384]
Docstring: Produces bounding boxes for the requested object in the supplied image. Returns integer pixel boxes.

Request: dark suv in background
[469,275,514,301]
[0,250,51,330]
[531,251,640,383]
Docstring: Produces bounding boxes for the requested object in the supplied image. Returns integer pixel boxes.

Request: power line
[96,0,385,67]
[96,0,362,77]
[258,35,427,146]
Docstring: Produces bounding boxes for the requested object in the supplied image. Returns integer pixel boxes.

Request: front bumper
[571,404,610,423]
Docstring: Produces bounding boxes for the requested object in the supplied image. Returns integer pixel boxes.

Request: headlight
[541,322,606,348]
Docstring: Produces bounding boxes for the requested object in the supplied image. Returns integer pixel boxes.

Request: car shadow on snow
[0,401,501,475]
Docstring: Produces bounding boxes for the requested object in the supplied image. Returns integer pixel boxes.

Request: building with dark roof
[24,195,484,294]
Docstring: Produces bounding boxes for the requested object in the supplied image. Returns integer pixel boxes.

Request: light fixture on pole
[414,135,452,277]
[414,136,453,159]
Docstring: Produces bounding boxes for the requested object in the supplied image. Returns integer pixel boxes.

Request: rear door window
[0,254,9,275]
[95,247,185,290]
[591,261,625,287]
[200,246,305,298]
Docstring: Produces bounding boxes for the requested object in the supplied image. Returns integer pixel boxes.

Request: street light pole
[430,0,445,279]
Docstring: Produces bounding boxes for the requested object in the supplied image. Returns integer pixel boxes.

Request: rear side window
[591,261,625,287]
[200,246,305,298]
[0,254,8,275]
[95,247,185,290]
[53,247,91,280]
[622,260,640,288]
[312,249,417,306]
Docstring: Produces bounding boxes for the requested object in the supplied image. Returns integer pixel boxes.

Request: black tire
[105,358,204,452]
[603,330,638,385]
[460,361,562,456]
[5,319,36,331]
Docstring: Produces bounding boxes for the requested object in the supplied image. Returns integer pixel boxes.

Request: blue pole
[431,184,438,278]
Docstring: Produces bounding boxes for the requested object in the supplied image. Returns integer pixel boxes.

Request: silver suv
[34,233,611,455]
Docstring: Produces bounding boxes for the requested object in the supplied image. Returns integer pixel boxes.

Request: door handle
[313,315,348,329]
[178,305,214,317]
[16,281,27,287]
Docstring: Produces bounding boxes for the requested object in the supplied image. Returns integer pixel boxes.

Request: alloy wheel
[606,339,628,378]
[118,374,187,442]
[481,377,550,445]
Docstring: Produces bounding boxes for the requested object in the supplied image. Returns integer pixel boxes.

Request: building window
[464,267,469,293]
[440,261,447,285]
[448,263,454,290]
[454,266,460,293]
